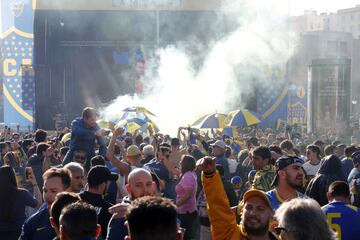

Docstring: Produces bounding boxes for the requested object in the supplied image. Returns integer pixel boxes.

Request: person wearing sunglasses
[274,198,336,240]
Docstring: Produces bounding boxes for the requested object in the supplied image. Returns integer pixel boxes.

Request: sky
[0,1,359,37]
[288,0,360,16]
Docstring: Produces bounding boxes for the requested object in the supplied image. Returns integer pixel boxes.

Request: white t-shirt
[303,161,321,177]
[227,158,238,174]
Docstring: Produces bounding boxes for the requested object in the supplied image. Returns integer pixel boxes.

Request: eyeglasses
[274,227,287,235]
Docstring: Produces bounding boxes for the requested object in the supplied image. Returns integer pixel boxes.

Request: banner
[1,0,35,130]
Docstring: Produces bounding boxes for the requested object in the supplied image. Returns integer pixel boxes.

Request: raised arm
[106,127,130,178]
[197,157,240,240]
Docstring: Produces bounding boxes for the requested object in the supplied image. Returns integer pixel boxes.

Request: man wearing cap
[266,155,305,211]
[126,145,143,169]
[211,140,231,181]
[251,146,276,192]
[198,156,277,240]
[79,165,118,239]
[107,127,142,181]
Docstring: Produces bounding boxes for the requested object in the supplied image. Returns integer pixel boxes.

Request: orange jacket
[202,171,279,240]
[202,171,244,240]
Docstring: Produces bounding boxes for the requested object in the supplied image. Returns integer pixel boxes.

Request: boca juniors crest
[1,0,35,129]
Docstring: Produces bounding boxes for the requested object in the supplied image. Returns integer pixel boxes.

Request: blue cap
[248,170,257,178]
[231,176,242,184]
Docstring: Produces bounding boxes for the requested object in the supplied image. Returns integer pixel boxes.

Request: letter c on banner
[4,59,17,76]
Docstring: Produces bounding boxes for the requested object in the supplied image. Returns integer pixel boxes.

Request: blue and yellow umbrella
[122,106,156,117]
[226,109,261,127]
[96,119,115,130]
[192,113,228,129]
[116,112,160,134]
[116,119,143,134]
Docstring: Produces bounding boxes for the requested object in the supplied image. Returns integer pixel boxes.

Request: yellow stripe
[2,26,34,39]
[33,0,37,10]
[346,204,358,212]
[262,85,289,119]
[3,85,34,122]
[242,110,260,125]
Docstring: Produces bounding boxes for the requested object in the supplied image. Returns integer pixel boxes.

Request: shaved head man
[106,168,156,240]
[126,168,156,200]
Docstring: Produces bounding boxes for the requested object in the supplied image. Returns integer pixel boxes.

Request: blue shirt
[144,160,175,200]
[106,216,127,240]
[266,189,304,211]
[347,168,360,184]
[19,204,56,240]
[322,201,360,240]
[341,158,354,179]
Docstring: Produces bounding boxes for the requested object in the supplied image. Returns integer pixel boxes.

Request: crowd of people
[1,106,360,240]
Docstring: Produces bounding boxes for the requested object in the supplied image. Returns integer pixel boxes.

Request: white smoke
[100,0,297,136]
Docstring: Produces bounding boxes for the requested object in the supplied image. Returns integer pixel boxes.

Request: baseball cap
[211,140,226,150]
[231,176,242,185]
[272,155,304,186]
[87,166,118,186]
[242,189,271,208]
[127,145,141,157]
[352,151,360,167]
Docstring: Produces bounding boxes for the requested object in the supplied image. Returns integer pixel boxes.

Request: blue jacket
[63,117,103,167]
[19,204,56,240]
[69,117,100,154]
[106,197,131,240]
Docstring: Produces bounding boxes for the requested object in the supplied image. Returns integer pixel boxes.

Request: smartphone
[25,167,31,180]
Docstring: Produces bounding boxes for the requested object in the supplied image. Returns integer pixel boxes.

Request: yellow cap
[127,145,141,157]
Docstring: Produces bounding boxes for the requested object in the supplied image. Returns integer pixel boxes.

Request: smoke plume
[100,0,297,135]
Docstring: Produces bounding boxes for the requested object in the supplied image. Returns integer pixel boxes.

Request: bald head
[126,168,155,200]
[128,168,152,184]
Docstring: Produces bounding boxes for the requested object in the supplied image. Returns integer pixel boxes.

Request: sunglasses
[274,227,287,235]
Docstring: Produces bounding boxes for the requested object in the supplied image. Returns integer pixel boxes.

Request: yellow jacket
[202,171,278,240]
[202,171,243,240]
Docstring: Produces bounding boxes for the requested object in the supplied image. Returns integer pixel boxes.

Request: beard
[285,174,303,189]
[242,218,269,236]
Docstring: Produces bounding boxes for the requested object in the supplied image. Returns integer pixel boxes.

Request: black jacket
[306,155,346,206]
[79,191,113,239]
[27,154,44,190]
